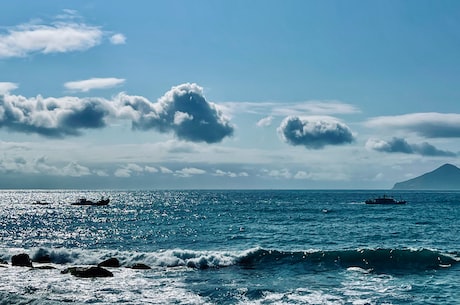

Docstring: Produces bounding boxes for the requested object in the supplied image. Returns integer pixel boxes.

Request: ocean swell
[236,248,459,273]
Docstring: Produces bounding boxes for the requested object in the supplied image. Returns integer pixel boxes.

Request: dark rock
[33,265,57,270]
[11,253,33,267]
[61,267,75,274]
[0,258,8,265]
[130,263,151,270]
[62,266,113,278]
[98,257,120,268]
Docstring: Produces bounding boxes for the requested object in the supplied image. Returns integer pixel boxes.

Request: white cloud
[95,170,109,177]
[0,93,111,137]
[114,168,131,178]
[0,12,126,58]
[160,166,173,174]
[144,166,158,173]
[64,77,125,92]
[114,163,144,177]
[272,101,360,116]
[262,168,292,179]
[256,116,273,127]
[213,169,249,178]
[0,82,18,94]
[293,171,312,179]
[0,22,102,58]
[365,113,460,138]
[110,33,126,45]
[223,100,360,117]
[0,83,234,143]
[119,83,234,143]
[175,167,206,177]
[62,161,91,177]
[174,111,193,125]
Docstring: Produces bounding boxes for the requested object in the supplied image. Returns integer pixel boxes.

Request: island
[392,163,460,190]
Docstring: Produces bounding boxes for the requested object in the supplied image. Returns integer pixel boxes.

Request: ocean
[0,190,459,304]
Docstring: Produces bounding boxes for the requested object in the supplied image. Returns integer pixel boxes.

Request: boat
[365,195,406,205]
[72,197,110,206]
[32,200,51,205]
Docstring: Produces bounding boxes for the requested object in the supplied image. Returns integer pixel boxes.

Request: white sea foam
[0,262,212,305]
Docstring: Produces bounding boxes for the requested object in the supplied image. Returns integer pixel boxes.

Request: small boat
[365,195,406,205]
[72,197,110,206]
[32,200,51,205]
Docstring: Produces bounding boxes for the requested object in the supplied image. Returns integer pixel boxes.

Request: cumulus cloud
[62,161,91,177]
[366,137,457,157]
[64,77,125,92]
[174,167,206,177]
[0,82,18,94]
[110,33,126,45]
[114,163,145,177]
[277,116,355,149]
[213,169,249,178]
[365,113,460,138]
[0,94,110,137]
[0,12,125,58]
[118,83,234,143]
[0,83,234,143]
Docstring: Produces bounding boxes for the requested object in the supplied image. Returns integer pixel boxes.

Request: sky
[1,0,460,189]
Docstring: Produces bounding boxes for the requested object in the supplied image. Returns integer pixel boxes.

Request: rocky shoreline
[1,253,152,278]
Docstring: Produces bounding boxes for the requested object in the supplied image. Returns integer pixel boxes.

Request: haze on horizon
[1,1,460,189]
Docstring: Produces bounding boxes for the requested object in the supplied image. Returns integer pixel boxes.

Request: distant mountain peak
[437,163,458,170]
[392,163,460,190]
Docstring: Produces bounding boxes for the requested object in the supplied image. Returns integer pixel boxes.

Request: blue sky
[1,0,460,189]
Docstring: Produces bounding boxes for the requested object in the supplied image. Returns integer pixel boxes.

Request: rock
[130,263,151,270]
[11,253,33,267]
[62,266,113,278]
[34,265,56,270]
[98,258,120,268]
[0,258,8,265]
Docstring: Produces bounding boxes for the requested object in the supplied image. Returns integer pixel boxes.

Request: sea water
[0,190,459,304]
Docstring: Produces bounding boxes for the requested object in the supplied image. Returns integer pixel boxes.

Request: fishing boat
[72,197,110,206]
[365,195,406,205]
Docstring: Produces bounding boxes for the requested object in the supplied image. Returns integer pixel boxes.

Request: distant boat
[365,195,406,205]
[72,197,110,206]
[32,200,51,205]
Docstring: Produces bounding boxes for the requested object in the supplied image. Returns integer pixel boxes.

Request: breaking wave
[1,247,458,273]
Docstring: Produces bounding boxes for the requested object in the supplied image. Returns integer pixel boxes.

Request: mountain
[392,163,460,190]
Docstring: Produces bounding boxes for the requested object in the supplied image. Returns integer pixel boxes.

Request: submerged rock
[62,266,113,278]
[98,258,120,268]
[11,253,33,267]
[129,263,152,270]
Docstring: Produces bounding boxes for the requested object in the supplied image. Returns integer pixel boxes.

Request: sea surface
[0,190,459,304]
